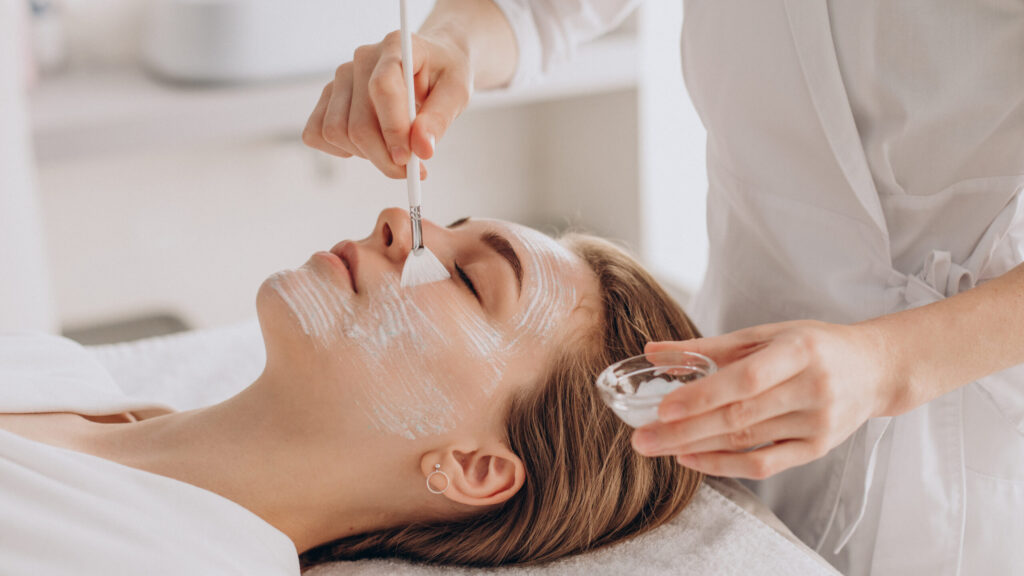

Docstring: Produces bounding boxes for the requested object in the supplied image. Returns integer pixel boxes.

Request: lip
[328,240,359,293]
[313,251,354,292]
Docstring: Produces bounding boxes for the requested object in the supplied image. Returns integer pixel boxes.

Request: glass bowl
[596,350,716,428]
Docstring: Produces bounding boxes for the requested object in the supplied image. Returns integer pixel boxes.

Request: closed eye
[454,261,480,300]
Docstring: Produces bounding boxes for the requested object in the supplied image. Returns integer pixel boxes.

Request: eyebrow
[446,217,523,298]
[481,231,523,298]
[447,216,470,229]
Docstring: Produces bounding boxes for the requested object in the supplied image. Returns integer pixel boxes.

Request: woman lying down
[0,208,704,575]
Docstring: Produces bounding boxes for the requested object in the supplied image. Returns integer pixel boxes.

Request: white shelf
[30,35,637,164]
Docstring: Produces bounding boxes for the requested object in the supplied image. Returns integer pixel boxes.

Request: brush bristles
[400,247,451,288]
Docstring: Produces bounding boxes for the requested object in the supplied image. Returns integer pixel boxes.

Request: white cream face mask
[504,225,580,347]
[267,223,580,440]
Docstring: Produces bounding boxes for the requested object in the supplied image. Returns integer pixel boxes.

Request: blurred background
[2,0,707,344]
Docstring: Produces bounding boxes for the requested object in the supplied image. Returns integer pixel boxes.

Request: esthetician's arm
[302,0,517,178]
[632,262,1024,479]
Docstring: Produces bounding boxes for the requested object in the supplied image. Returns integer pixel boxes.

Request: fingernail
[660,404,687,422]
[390,146,406,165]
[428,134,436,154]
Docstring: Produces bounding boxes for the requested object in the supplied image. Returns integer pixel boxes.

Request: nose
[373,207,415,264]
[372,207,451,268]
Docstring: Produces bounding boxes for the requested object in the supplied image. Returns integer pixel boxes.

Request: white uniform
[492,1,1024,574]
[0,334,300,576]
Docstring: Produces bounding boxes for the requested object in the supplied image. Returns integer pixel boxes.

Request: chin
[255,274,310,354]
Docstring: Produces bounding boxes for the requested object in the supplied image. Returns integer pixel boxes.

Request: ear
[420,444,525,507]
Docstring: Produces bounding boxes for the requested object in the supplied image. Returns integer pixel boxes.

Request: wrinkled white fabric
[491,1,1024,575]
[0,333,299,576]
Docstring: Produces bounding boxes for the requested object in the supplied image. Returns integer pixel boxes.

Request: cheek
[324,276,509,440]
[390,284,509,399]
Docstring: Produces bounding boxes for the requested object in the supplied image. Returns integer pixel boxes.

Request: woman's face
[257,208,599,441]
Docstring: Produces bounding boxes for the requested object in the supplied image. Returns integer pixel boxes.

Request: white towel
[307,481,838,576]
[90,319,266,410]
[89,321,839,576]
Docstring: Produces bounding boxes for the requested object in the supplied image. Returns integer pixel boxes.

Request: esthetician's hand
[302,30,472,179]
[631,320,899,479]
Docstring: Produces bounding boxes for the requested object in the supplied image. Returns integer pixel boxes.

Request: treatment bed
[88,320,840,575]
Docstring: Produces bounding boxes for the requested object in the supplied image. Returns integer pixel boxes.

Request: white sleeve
[491,0,642,87]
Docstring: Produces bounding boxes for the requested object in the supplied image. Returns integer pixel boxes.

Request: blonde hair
[299,233,703,570]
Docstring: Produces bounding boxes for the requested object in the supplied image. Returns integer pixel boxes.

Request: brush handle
[409,205,423,251]
[399,0,423,250]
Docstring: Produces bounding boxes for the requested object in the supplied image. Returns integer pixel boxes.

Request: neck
[87,371,417,554]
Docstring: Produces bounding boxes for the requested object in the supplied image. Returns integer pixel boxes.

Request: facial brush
[398,0,450,288]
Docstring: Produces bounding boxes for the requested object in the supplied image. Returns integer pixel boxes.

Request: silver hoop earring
[426,464,450,495]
